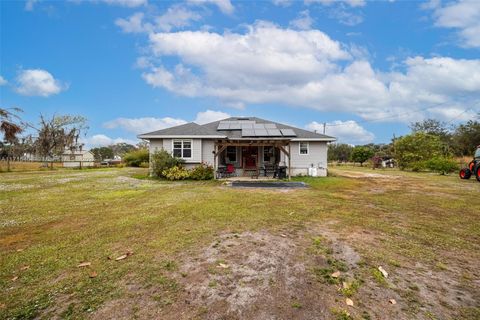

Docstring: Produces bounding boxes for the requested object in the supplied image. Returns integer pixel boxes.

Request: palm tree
[0,108,23,171]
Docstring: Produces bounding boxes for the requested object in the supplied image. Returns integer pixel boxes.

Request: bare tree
[0,108,24,171]
[34,114,88,168]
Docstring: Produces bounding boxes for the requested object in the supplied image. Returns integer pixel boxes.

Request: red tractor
[459,146,480,182]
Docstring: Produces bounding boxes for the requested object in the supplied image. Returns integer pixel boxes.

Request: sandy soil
[90,226,477,320]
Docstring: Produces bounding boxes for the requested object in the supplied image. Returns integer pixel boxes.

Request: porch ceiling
[214,139,291,147]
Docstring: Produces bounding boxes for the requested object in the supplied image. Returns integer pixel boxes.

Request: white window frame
[299,142,309,155]
[226,146,237,163]
[263,146,274,163]
[172,139,192,159]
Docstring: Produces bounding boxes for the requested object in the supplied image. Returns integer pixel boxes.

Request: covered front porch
[213,139,292,180]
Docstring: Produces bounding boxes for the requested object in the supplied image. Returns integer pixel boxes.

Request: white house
[62,148,95,168]
[138,117,336,178]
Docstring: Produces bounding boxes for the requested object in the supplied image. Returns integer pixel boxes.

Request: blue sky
[1,0,479,146]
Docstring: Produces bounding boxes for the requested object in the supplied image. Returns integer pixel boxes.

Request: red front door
[242,146,258,169]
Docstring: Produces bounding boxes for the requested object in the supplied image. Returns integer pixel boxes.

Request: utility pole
[392,133,396,155]
[323,122,326,134]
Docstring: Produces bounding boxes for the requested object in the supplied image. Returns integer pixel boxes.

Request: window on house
[264,146,274,162]
[226,146,236,162]
[173,140,192,158]
[299,142,309,155]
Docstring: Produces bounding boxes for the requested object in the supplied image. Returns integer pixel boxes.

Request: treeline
[1,109,89,167]
[90,142,147,162]
[328,116,480,173]
[0,108,148,169]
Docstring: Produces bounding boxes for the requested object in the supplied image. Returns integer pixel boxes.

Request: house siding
[202,139,215,165]
[146,138,328,177]
[149,138,203,164]
[289,141,328,176]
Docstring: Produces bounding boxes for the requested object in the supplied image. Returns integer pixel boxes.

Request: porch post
[213,143,218,179]
[288,142,291,180]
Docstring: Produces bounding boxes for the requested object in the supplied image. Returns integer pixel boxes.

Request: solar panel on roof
[267,129,282,136]
[230,123,241,129]
[217,122,230,130]
[241,123,254,129]
[253,123,265,129]
[280,129,297,137]
[242,129,256,137]
[255,129,268,136]
[264,123,277,129]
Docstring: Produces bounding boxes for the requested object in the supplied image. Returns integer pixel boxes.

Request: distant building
[62,147,95,168]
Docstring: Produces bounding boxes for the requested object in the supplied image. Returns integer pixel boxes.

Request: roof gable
[138,116,335,141]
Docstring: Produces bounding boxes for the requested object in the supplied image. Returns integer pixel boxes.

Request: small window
[226,146,236,162]
[299,142,309,155]
[173,139,192,158]
[264,146,274,162]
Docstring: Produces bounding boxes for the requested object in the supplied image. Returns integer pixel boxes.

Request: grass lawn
[1,167,479,319]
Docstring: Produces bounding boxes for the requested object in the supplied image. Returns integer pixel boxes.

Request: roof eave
[291,138,336,142]
[138,134,227,139]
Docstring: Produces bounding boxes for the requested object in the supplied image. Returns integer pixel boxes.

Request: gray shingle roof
[138,117,335,141]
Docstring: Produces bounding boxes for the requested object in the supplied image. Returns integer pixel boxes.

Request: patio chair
[226,164,236,177]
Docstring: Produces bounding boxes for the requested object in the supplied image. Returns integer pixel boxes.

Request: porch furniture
[262,164,276,177]
[226,164,236,177]
[216,165,227,179]
[274,166,287,179]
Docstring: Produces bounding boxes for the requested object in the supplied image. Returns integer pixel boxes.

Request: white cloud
[15,69,66,97]
[156,5,202,32]
[100,0,147,7]
[24,0,38,11]
[82,134,138,148]
[103,117,187,134]
[137,22,480,123]
[428,0,480,48]
[306,120,374,145]
[115,12,151,33]
[306,0,366,8]
[194,110,230,124]
[0,75,7,86]
[272,0,292,7]
[187,0,234,14]
[329,7,363,26]
[289,10,314,30]
[116,6,202,34]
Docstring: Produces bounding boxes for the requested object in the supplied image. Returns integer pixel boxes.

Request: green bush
[123,148,149,167]
[424,157,459,175]
[189,163,214,180]
[151,149,184,178]
[162,166,190,180]
[395,133,443,170]
[139,162,149,168]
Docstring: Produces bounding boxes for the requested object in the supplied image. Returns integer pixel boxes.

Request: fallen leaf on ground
[217,263,229,269]
[378,266,389,278]
[342,281,350,289]
[20,265,30,271]
[11,276,18,282]
[331,271,341,278]
[280,234,287,238]
[77,262,91,268]
[346,298,354,306]
[115,254,128,261]
[16,248,24,252]
[389,299,397,305]
[89,271,97,278]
